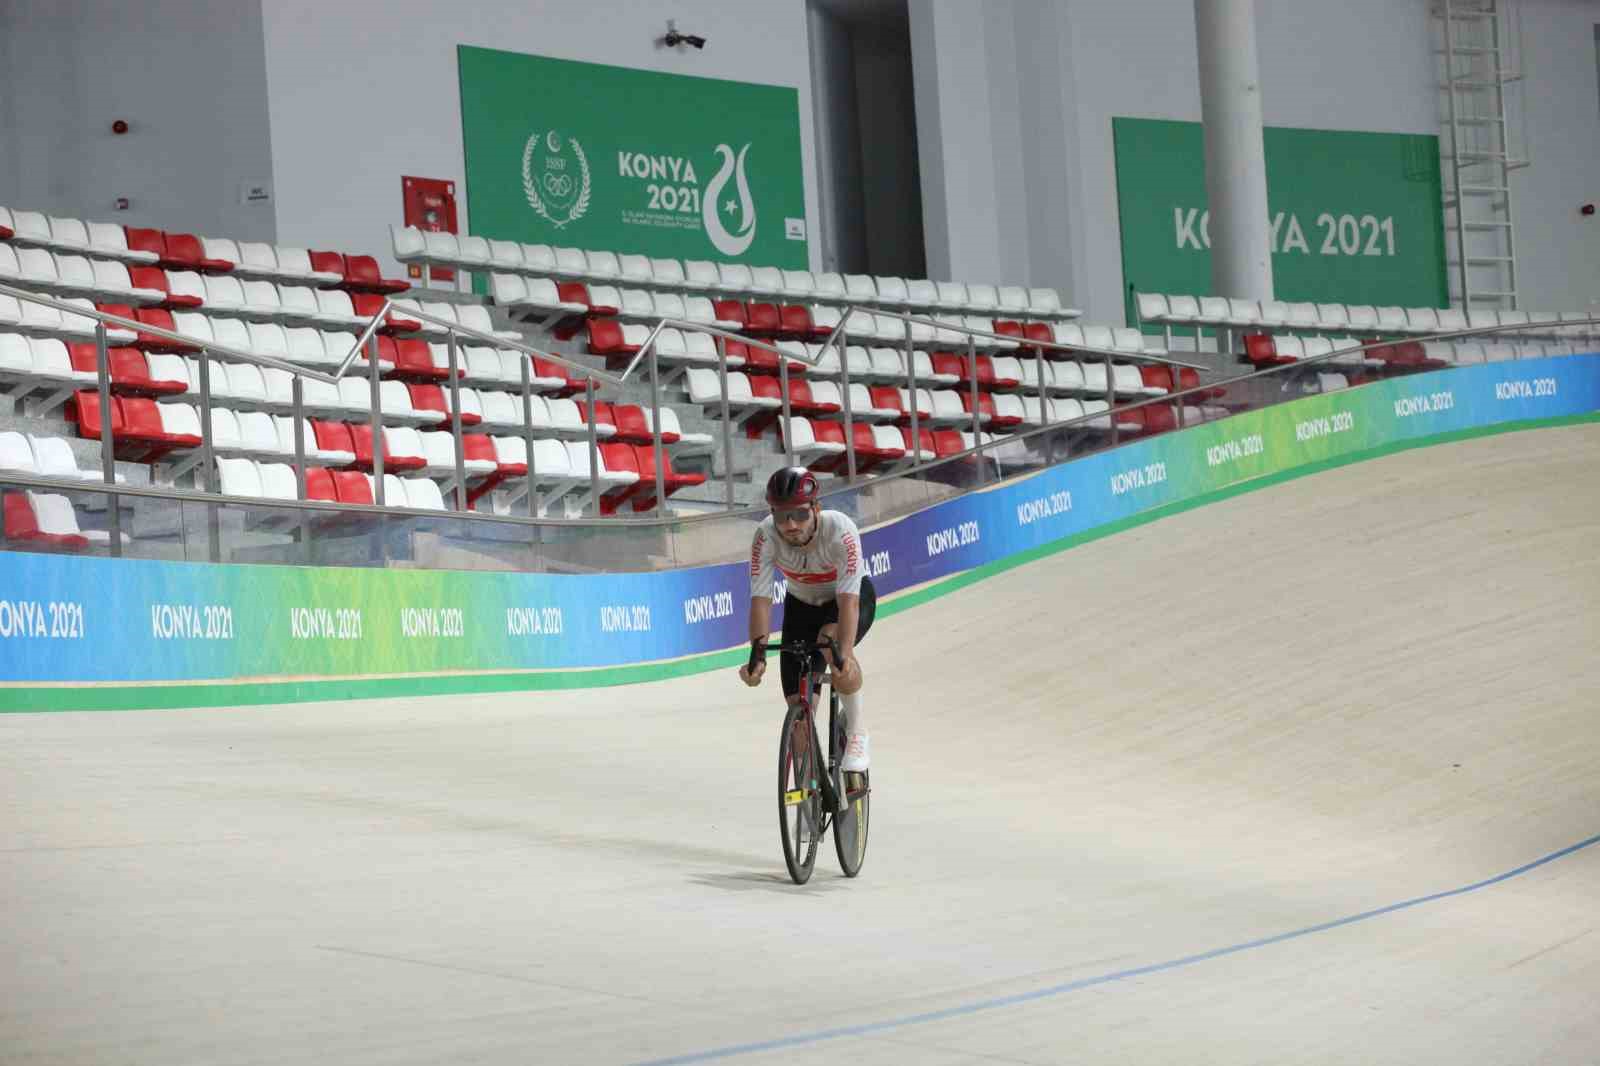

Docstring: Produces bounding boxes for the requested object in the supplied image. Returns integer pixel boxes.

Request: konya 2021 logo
[702,143,756,256]
[522,129,591,229]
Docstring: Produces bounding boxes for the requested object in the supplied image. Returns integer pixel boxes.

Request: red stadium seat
[391,337,445,380]
[712,300,748,330]
[930,429,966,459]
[68,391,125,441]
[344,254,409,295]
[308,251,347,285]
[526,357,578,397]
[868,386,905,419]
[162,233,232,273]
[959,391,1003,427]
[628,444,705,512]
[739,340,806,377]
[1022,322,1053,352]
[586,318,638,356]
[803,419,849,473]
[305,467,338,501]
[1243,334,1293,367]
[349,424,425,472]
[406,383,480,426]
[124,266,199,309]
[930,352,965,382]
[579,400,618,438]
[351,292,422,333]
[1140,404,1178,435]
[3,493,88,551]
[312,421,356,462]
[899,425,937,461]
[123,227,168,263]
[778,304,814,338]
[609,404,649,444]
[992,320,1026,346]
[331,469,373,505]
[744,302,782,336]
[1140,365,1174,393]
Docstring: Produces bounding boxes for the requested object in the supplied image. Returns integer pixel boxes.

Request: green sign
[1112,117,1447,328]
[458,46,808,268]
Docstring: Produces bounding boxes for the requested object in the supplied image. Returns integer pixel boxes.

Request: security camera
[662,20,706,49]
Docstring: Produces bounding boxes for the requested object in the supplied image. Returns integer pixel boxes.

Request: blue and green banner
[2,355,1596,707]
[458,46,809,267]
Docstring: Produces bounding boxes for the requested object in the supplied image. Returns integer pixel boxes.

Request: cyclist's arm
[748,523,777,646]
[748,595,773,645]
[832,519,865,663]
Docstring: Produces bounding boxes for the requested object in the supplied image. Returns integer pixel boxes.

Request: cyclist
[739,467,875,771]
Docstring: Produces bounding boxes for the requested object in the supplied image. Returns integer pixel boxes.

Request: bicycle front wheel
[778,701,821,884]
[830,702,870,877]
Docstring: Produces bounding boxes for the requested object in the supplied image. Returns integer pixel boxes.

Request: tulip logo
[702,143,756,256]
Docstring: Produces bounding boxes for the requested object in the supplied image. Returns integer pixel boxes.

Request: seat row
[0,205,408,293]
[1240,333,1587,370]
[1139,293,1597,341]
[0,430,116,484]
[213,433,705,519]
[393,225,1078,319]
[16,311,577,396]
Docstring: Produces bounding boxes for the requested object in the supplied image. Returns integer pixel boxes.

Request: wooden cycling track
[3,422,1597,1065]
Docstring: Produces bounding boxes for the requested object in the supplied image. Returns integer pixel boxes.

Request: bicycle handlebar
[749,637,842,673]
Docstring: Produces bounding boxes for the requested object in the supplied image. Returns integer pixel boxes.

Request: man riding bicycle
[739,467,875,771]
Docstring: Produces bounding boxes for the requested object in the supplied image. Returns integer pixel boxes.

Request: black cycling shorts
[778,575,876,697]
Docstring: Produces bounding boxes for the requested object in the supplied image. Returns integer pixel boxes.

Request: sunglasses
[772,507,813,526]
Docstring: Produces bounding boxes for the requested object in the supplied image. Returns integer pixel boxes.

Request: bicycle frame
[753,638,847,815]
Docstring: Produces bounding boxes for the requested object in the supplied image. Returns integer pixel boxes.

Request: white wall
[0,0,276,242]
[261,0,820,277]
[1511,0,1600,313]
[911,0,1593,322]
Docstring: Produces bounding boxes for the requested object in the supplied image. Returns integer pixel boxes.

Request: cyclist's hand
[739,660,765,687]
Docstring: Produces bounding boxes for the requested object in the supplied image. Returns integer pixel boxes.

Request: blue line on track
[633,832,1600,1065]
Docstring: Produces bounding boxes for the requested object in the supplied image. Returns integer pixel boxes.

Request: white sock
[841,690,866,735]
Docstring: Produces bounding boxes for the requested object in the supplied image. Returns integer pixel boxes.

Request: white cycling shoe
[840,733,870,773]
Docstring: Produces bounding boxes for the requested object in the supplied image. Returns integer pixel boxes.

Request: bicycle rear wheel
[778,701,821,884]
[830,700,870,877]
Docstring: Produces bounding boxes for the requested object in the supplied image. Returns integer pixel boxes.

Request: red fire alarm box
[402,176,458,283]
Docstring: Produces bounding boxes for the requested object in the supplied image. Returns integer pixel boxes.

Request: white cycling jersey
[749,509,864,607]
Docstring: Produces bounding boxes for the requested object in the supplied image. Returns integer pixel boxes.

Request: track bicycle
[748,637,871,884]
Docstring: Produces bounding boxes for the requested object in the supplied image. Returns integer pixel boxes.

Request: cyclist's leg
[820,577,875,768]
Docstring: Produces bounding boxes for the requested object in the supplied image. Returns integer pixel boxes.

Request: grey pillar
[1195,0,1274,302]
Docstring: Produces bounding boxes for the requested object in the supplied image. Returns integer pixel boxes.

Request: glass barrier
[1,319,1593,575]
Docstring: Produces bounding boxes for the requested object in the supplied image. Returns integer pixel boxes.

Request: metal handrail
[0,279,344,384]
[358,300,627,388]
[868,307,1210,370]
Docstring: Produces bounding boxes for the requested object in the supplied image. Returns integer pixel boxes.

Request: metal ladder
[1436,0,1528,310]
